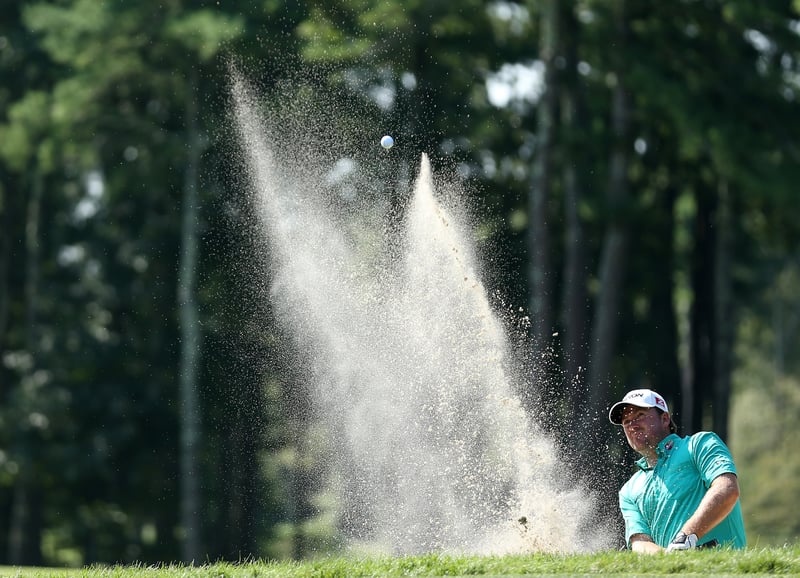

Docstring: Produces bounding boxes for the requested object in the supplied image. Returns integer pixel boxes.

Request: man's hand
[666,531,697,552]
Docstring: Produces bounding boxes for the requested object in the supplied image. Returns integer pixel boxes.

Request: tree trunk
[0,189,9,379]
[559,3,589,413]
[178,72,203,563]
[578,5,633,523]
[685,186,716,433]
[219,378,262,560]
[587,36,632,418]
[647,184,682,419]
[528,0,558,351]
[8,168,44,566]
[8,478,43,566]
[713,181,733,440]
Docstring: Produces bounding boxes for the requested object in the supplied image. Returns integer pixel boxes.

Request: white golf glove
[666,531,698,552]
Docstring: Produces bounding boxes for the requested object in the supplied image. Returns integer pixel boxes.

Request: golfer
[609,389,746,553]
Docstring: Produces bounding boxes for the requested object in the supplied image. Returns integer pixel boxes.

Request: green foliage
[0,91,50,169]
[23,0,111,69]
[164,11,245,62]
[731,258,800,544]
[297,8,373,62]
[2,0,800,566]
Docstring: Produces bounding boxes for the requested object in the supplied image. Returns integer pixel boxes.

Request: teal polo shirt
[619,432,746,549]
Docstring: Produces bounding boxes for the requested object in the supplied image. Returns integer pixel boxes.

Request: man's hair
[657,409,678,434]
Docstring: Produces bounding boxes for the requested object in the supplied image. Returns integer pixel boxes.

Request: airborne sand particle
[230,71,611,555]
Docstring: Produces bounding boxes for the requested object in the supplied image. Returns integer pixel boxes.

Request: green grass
[3,546,799,577]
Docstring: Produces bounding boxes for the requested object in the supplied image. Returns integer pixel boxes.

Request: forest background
[2,0,800,568]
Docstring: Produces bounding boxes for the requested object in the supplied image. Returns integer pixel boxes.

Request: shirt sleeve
[689,431,738,488]
[619,479,651,545]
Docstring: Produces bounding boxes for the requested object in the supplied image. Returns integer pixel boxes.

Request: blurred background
[1,0,799,567]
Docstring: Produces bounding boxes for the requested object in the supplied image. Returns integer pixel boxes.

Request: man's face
[620,405,671,456]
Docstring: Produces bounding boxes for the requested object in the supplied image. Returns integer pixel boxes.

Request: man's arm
[630,533,663,554]
[676,472,740,540]
[631,474,739,554]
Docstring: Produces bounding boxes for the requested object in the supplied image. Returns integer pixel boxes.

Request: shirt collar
[635,434,681,471]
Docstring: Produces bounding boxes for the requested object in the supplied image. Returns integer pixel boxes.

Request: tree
[559,2,590,421]
[1,0,253,563]
[527,0,558,353]
[586,0,633,451]
[163,8,246,561]
[1,0,800,561]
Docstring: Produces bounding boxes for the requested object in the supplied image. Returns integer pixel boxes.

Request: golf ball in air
[380,135,394,149]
